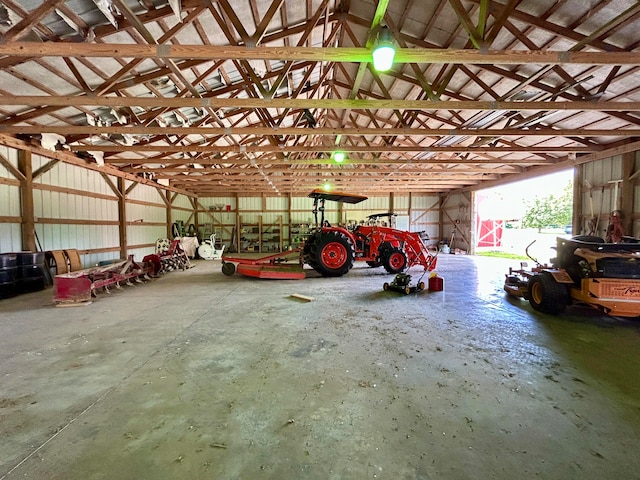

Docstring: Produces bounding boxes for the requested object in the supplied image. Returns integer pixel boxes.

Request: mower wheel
[307,230,355,277]
[528,273,569,314]
[383,282,389,291]
[383,248,408,274]
[405,286,411,295]
[418,281,425,291]
[221,261,236,276]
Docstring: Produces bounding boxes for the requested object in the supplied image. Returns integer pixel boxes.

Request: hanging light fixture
[372,26,395,72]
[333,151,345,163]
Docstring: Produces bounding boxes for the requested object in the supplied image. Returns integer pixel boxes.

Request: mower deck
[221,250,305,280]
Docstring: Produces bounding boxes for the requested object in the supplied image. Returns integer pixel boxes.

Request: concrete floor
[1,254,639,480]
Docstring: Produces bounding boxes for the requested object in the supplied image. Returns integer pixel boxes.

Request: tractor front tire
[307,231,355,277]
[528,273,569,314]
[383,248,408,274]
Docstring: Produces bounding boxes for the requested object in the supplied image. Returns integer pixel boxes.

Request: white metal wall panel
[0,145,18,168]
[441,191,472,252]
[393,195,410,210]
[290,195,310,212]
[261,212,283,225]
[128,203,164,223]
[128,225,165,246]
[410,194,439,210]
[126,181,162,202]
[411,209,439,236]
[199,197,236,210]
[0,184,19,216]
[362,195,390,212]
[238,196,262,211]
[240,213,261,224]
[172,194,193,209]
[171,209,192,225]
[265,196,287,211]
[583,156,616,228]
[0,224,22,252]
[0,144,21,253]
[127,246,155,261]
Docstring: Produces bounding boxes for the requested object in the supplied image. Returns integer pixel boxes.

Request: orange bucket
[428,276,444,291]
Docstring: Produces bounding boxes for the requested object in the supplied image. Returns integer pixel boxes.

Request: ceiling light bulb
[334,152,345,163]
[373,26,395,72]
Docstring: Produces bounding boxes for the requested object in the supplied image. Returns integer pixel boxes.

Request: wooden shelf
[239,215,283,253]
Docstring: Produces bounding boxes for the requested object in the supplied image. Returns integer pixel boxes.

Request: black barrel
[15,252,46,294]
[0,253,18,299]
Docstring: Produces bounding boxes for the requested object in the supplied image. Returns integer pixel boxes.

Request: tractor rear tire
[383,248,408,274]
[528,273,569,314]
[307,231,355,277]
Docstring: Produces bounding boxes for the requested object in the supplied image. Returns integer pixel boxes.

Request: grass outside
[475,250,528,260]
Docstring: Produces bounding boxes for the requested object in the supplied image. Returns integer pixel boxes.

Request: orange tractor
[222,189,437,279]
[302,190,437,276]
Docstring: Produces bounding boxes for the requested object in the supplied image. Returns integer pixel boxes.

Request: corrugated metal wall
[580,150,640,238]
[0,145,21,252]
[0,145,198,268]
[125,181,168,261]
[34,155,120,266]
[440,191,473,253]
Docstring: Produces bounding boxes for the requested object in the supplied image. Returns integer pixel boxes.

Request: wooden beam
[89,144,597,154]
[117,177,127,259]
[0,151,25,181]
[0,0,66,43]
[120,156,555,166]
[17,150,35,251]
[462,140,640,192]
[622,151,635,236]
[1,125,638,137]
[1,44,638,65]
[0,134,196,197]
[2,96,638,111]
[32,159,59,180]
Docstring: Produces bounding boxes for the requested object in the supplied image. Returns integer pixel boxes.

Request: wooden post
[117,177,127,259]
[573,166,583,235]
[622,151,635,236]
[407,192,412,230]
[17,150,35,251]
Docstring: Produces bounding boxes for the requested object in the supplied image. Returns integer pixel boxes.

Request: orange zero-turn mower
[504,236,640,317]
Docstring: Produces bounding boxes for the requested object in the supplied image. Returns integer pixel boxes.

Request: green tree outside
[521,182,573,232]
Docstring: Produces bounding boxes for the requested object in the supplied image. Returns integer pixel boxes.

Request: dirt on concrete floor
[1,254,639,479]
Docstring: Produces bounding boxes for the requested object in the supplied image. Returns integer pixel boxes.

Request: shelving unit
[289,222,312,249]
[239,215,283,253]
[261,216,283,253]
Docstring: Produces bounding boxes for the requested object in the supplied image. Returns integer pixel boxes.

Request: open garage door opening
[475,170,574,263]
